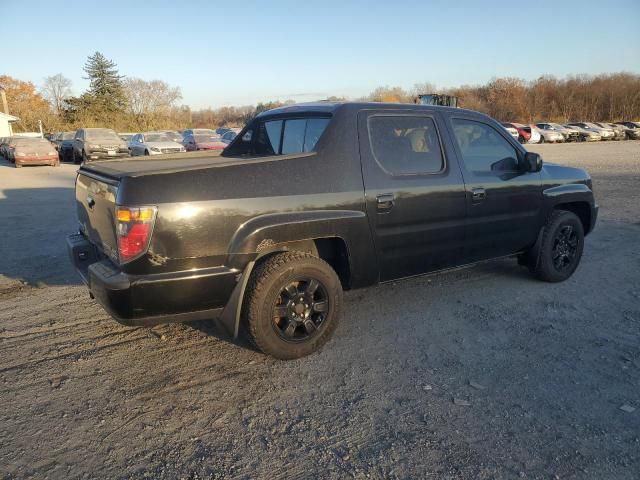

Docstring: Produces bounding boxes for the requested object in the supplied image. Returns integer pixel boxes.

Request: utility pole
[38,120,43,138]
[0,85,9,115]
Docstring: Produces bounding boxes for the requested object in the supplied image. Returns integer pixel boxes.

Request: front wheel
[242,251,343,360]
[531,210,584,282]
[539,136,545,144]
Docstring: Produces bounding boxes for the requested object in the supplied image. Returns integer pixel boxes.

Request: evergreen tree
[83,52,127,114]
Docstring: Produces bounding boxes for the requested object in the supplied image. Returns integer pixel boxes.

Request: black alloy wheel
[272,278,329,342]
[551,225,578,273]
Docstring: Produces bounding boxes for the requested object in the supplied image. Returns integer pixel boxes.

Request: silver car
[567,122,615,140]
[614,121,640,140]
[535,126,564,143]
[564,124,601,141]
[536,123,580,142]
[129,132,186,156]
[595,122,626,140]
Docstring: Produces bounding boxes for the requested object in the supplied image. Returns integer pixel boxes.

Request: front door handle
[376,193,395,212]
[471,188,486,203]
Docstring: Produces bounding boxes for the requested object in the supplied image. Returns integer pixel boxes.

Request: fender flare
[218,209,366,338]
[225,209,365,270]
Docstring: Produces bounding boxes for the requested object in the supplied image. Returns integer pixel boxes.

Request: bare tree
[41,74,72,113]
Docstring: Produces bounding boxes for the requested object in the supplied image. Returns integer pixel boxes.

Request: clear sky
[2,0,639,109]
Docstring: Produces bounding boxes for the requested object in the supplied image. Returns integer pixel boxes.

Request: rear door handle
[376,193,395,212]
[471,188,486,203]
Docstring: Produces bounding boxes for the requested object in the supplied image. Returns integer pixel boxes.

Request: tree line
[1,51,639,134]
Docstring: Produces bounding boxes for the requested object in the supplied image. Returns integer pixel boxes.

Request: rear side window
[451,119,519,173]
[368,115,444,175]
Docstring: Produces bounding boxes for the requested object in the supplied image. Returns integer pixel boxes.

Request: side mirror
[524,152,543,172]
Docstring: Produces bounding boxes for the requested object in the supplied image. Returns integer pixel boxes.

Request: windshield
[194,135,221,143]
[85,129,121,142]
[145,133,170,142]
[62,132,75,140]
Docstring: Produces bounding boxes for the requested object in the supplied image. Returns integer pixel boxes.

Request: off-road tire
[242,251,342,360]
[532,210,584,282]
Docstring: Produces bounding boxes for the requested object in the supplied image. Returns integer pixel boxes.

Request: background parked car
[182,128,217,137]
[535,125,564,143]
[182,132,227,151]
[501,124,519,140]
[536,123,581,142]
[595,122,626,140]
[129,132,187,156]
[11,137,59,167]
[72,128,130,163]
[567,122,614,140]
[526,125,542,144]
[0,137,19,161]
[221,130,238,144]
[56,131,76,162]
[564,124,601,141]
[501,122,530,143]
[614,121,640,139]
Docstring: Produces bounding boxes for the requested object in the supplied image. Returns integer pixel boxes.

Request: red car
[501,122,531,143]
[182,133,226,151]
[10,137,59,167]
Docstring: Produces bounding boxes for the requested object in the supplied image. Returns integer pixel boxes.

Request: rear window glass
[224,116,330,156]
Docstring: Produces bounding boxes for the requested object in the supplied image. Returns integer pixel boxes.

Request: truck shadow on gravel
[0,186,81,287]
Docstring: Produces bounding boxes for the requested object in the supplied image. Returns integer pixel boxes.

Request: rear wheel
[531,210,584,282]
[144,150,150,156]
[242,251,342,360]
[539,136,545,144]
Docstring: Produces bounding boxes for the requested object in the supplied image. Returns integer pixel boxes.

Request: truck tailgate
[76,171,119,261]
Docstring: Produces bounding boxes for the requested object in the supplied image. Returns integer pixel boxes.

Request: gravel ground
[1,141,639,479]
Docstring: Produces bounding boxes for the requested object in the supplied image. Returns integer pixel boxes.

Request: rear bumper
[67,233,237,326]
[87,151,130,160]
[587,204,599,235]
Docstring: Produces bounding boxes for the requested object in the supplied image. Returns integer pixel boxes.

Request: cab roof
[258,101,477,118]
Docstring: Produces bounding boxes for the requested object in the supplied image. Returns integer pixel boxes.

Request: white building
[0,111,19,137]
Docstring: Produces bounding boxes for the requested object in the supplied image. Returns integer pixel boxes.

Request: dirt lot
[1,141,639,479]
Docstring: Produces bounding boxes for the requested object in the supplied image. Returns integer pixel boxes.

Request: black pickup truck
[67,102,598,359]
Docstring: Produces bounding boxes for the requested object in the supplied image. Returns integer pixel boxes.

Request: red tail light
[116,206,157,263]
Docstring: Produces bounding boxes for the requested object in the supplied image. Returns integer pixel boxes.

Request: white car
[527,125,542,144]
[502,124,519,140]
[129,132,186,156]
